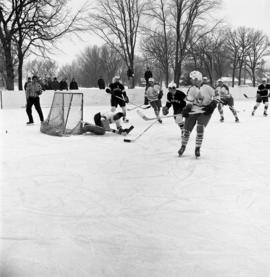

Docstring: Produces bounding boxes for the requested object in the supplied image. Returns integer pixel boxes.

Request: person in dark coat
[59,78,68,91]
[51,77,59,91]
[98,76,106,89]
[69,78,78,90]
[144,67,153,85]
[144,67,153,105]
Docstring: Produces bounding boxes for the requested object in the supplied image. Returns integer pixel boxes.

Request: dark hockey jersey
[257,84,269,97]
[165,89,186,113]
[109,82,127,97]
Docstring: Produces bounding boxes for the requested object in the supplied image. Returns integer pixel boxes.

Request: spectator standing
[51,77,59,91]
[59,78,68,91]
[69,78,78,90]
[25,76,44,125]
[144,67,153,84]
[127,67,134,89]
[144,67,153,105]
[98,76,106,89]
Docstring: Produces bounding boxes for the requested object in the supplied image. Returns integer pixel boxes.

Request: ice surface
[1,89,270,277]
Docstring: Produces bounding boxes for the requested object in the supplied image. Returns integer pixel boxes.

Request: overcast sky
[51,0,270,66]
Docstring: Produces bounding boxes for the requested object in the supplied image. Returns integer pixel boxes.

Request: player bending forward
[251,77,270,116]
[82,111,133,135]
[178,71,218,158]
[106,76,129,122]
[146,78,163,123]
[162,82,186,136]
[215,79,239,122]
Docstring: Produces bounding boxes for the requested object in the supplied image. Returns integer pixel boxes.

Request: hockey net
[40,92,83,136]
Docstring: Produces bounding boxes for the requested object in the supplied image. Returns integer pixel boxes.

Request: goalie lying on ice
[82,111,133,135]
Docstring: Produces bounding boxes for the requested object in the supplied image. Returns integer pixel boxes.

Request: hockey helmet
[262,77,267,82]
[189,71,202,81]
[168,82,177,89]
[148,77,154,83]
[113,75,121,82]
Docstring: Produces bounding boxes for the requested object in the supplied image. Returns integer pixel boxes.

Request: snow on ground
[1,89,270,277]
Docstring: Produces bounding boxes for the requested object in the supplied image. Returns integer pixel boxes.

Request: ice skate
[220,116,224,122]
[26,121,34,125]
[235,117,239,123]
[178,145,186,156]
[195,147,200,158]
[263,112,268,116]
[251,111,255,116]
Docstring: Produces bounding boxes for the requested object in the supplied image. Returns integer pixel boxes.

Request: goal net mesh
[40,92,83,136]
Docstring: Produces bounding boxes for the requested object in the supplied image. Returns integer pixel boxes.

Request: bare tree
[246,30,270,86]
[99,45,123,84]
[225,28,240,87]
[24,59,58,79]
[187,30,230,85]
[89,0,147,88]
[141,30,175,85]
[0,0,89,90]
[169,0,221,86]
[235,27,253,86]
[142,0,171,86]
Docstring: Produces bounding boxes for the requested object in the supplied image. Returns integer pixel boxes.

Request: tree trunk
[4,46,14,90]
[232,66,236,87]
[238,60,243,86]
[18,53,23,90]
[174,61,182,87]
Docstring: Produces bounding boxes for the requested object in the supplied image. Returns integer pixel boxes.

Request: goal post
[40,92,84,136]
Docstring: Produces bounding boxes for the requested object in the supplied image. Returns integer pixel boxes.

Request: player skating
[145,78,163,123]
[178,71,217,158]
[162,82,186,135]
[82,111,133,135]
[106,76,129,122]
[215,79,239,122]
[251,77,270,116]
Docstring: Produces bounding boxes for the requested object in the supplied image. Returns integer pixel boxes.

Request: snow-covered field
[1,87,270,277]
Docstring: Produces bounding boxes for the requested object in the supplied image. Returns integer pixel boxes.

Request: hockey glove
[162,106,169,115]
[203,100,217,115]
[105,88,111,94]
[124,96,129,103]
[182,104,192,118]
[158,91,163,100]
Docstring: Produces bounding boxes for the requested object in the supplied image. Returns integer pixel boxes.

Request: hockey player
[82,111,133,135]
[146,78,163,123]
[106,76,129,122]
[162,82,186,134]
[215,79,239,122]
[178,70,217,158]
[251,78,270,116]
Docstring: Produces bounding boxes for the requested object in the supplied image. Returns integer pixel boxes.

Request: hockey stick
[136,109,204,121]
[243,93,268,99]
[123,120,158,143]
[106,89,150,110]
[127,104,151,111]
[215,98,241,113]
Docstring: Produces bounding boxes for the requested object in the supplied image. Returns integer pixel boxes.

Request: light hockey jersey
[146,84,162,102]
[186,84,217,112]
[215,84,231,99]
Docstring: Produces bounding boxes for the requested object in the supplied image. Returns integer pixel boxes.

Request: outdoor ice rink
[1,87,270,277]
